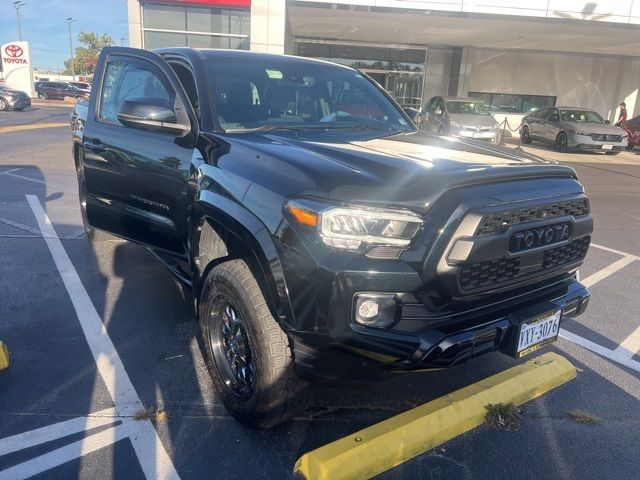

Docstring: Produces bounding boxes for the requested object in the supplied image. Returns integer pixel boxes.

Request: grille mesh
[459,237,590,292]
[590,134,622,142]
[476,199,589,236]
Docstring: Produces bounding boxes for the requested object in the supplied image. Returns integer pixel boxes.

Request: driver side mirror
[605,119,611,124]
[403,107,423,126]
[117,98,189,135]
[434,108,443,116]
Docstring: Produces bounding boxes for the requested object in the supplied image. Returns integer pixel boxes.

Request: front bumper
[567,133,626,151]
[8,96,31,109]
[450,127,499,141]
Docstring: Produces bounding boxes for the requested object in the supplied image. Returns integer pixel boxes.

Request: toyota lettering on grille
[509,223,570,253]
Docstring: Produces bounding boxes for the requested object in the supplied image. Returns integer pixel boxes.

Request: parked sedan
[421,96,501,141]
[35,82,87,100]
[69,81,91,95]
[521,107,627,154]
[0,84,31,111]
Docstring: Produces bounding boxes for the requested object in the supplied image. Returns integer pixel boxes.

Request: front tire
[626,143,634,151]
[199,258,308,428]
[521,125,532,144]
[555,132,569,152]
[38,92,47,99]
[0,98,8,111]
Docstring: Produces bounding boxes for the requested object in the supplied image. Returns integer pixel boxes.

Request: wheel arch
[191,195,294,331]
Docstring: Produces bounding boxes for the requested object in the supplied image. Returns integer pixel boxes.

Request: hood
[560,121,625,134]
[448,113,497,127]
[0,88,28,97]
[217,131,576,212]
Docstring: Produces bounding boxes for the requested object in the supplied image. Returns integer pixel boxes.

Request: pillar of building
[250,0,286,54]
[127,0,143,48]
[448,47,472,97]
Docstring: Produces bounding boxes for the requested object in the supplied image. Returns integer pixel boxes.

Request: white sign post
[1,41,35,97]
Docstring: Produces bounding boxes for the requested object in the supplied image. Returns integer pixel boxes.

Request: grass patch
[134,406,169,423]
[484,403,522,431]
[567,409,600,425]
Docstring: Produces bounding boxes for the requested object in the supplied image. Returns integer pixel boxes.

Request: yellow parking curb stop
[0,341,10,370]
[294,352,576,480]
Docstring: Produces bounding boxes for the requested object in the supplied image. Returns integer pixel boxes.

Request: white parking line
[591,242,639,260]
[559,330,640,374]
[0,195,182,480]
[580,256,636,288]
[613,325,640,362]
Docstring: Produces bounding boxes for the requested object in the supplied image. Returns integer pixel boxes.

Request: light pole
[66,17,76,81]
[14,1,27,41]
[120,37,125,46]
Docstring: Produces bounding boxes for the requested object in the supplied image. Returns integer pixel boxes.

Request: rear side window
[99,57,173,123]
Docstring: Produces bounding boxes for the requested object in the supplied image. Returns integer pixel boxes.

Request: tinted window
[468,92,556,113]
[99,58,173,123]
[445,100,488,114]
[206,58,412,134]
[560,110,604,123]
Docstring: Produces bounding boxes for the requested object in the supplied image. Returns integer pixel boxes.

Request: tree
[63,31,113,76]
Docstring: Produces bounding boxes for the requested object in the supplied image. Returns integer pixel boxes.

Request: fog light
[358,300,380,320]
[354,294,397,328]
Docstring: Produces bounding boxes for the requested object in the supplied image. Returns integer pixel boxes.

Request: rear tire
[199,258,308,428]
[0,98,8,111]
[555,132,569,152]
[38,92,47,99]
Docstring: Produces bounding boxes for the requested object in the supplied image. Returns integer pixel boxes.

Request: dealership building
[127,0,640,120]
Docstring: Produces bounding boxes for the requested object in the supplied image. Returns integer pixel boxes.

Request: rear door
[527,108,546,139]
[81,46,198,256]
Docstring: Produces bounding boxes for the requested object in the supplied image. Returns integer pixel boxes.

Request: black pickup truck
[71,47,592,428]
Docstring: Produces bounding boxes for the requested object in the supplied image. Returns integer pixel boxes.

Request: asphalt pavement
[1,106,639,479]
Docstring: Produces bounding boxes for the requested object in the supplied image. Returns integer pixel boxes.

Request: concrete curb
[293,352,577,480]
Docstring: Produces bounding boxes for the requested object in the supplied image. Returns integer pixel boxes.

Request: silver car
[521,107,627,154]
[420,96,501,142]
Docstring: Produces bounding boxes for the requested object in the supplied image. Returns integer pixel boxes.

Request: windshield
[560,110,604,123]
[445,101,488,115]
[206,58,412,134]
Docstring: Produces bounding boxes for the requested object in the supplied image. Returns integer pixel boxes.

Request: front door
[81,47,198,256]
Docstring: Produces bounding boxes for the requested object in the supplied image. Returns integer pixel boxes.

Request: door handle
[86,139,109,154]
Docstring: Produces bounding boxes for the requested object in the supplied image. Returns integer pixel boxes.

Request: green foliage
[63,31,113,76]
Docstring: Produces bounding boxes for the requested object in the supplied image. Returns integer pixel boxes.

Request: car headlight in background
[287,200,423,252]
[449,120,461,128]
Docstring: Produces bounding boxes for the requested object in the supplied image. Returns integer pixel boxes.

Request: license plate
[516,310,561,358]
[602,144,613,150]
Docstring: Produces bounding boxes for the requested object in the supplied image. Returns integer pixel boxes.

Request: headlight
[287,200,423,252]
[449,120,461,128]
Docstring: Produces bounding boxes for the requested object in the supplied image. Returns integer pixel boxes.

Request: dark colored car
[72,47,593,428]
[0,84,31,111]
[36,81,87,100]
[521,106,627,154]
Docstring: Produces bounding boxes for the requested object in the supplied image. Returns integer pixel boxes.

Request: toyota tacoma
[71,47,592,428]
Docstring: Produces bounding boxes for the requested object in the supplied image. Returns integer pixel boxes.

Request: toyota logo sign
[5,44,23,58]
[2,44,28,65]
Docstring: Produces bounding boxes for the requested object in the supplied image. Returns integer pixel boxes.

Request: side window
[99,58,173,124]
[437,98,445,113]
[426,96,439,112]
[547,109,559,121]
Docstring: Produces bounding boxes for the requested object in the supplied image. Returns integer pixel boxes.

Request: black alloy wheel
[208,297,255,398]
[555,131,569,152]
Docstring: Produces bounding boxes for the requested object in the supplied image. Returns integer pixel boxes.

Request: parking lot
[1,106,639,479]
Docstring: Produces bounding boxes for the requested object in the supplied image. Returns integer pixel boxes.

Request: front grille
[476,199,589,236]
[590,133,622,142]
[459,237,590,292]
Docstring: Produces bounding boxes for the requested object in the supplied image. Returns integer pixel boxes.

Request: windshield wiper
[224,124,308,133]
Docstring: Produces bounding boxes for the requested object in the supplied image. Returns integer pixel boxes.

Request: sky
[0,0,128,71]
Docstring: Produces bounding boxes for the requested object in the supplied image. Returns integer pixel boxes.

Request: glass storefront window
[142,3,250,51]
[468,92,556,114]
[144,4,186,31]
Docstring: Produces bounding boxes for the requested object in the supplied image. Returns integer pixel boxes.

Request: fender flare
[190,191,295,330]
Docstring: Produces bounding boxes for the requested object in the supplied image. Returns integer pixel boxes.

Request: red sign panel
[143,0,251,8]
